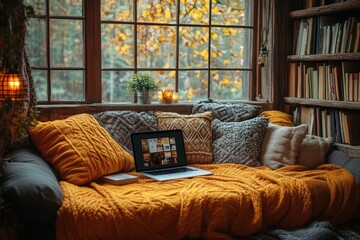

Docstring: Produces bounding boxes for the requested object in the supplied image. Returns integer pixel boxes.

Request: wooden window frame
[31,0,261,104]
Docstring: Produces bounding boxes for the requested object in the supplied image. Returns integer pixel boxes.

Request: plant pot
[136,91,152,104]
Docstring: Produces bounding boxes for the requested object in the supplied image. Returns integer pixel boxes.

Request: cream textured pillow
[155,111,213,164]
[260,123,308,169]
[296,135,333,169]
[28,114,134,185]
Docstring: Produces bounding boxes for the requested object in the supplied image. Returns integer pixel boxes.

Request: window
[26,0,85,102]
[26,0,258,103]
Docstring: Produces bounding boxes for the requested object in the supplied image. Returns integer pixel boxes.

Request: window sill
[35,101,273,121]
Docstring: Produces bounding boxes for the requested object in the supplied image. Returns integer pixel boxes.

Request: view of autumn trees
[26,0,253,102]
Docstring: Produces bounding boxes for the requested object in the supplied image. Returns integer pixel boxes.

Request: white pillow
[296,135,333,169]
[260,123,308,169]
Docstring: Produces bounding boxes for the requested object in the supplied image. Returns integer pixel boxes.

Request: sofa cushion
[192,99,261,122]
[1,148,63,225]
[27,113,134,185]
[212,117,269,166]
[155,111,213,164]
[260,123,308,169]
[326,149,360,180]
[260,110,294,127]
[93,110,157,153]
[296,135,333,169]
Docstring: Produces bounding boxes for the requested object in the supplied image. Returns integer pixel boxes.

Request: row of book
[294,16,360,55]
[293,106,360,145]
[288,61,360,101]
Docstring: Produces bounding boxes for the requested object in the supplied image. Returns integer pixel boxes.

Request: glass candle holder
[162,89,173,104]
[158,90,163,103]
[172,92,178,103]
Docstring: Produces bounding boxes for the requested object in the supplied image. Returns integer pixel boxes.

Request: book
[102,173,139,185]
[344,113,360,145]
[318,63,326,99]
[289,63,298,97]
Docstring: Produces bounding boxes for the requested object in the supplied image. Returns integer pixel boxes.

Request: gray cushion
[1,148,63,225]
[93,110,157,154]
[326,149,360,181]
[212,117,269,166]
[192,99,261,122]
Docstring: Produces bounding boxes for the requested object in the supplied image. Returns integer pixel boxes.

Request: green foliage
[0,98,39,145]
[126,72,159,93]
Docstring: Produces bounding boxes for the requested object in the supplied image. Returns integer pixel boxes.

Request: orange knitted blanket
[57,164,360,240]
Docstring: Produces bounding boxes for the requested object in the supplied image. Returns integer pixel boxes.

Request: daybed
[1,101,360,240]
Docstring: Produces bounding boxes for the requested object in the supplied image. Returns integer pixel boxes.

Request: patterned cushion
[212,117,269,166]
[192,99,261,122]
[93,111,157,154]
[155,111,213,164]
[28,114,134,185]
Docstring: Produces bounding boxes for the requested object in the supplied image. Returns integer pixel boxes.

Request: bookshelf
[285,0,360,150]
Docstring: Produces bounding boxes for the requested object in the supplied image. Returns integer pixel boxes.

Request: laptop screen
[131,129,187,172]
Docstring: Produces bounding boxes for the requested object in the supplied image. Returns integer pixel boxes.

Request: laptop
[131,129,212,181]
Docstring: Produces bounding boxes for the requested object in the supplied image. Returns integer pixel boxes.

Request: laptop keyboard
[147,167,196,176]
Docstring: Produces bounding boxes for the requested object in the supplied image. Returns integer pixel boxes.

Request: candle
[172,92,178,103]
[162,89,173,104]
[158,90,163,103]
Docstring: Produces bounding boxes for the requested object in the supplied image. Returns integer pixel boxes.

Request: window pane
[211,0,252,26]
[50,0,83,16]
[180,0,209,24]
[102,24,134,68]
[51,70,84,101]
[137,25,176,68]
[151,70,176,89]
[27,18,46,67]
[50,19,84,67]
[25,0,46,15]
[32,70,47,101]
[211,27,252,68]
[210,70,249,100]
[179,27,209,69]
[137,0,177,24]
[178,70,208,102]
[102,71,134,102]
[101,0,133,21]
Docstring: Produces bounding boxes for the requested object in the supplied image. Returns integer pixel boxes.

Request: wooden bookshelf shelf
[284,97,360,110]
[286,1,360,147]
[289,1,360,19]
[287,53,360,62]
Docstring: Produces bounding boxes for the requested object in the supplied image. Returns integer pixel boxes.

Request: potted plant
[126,72,159,104]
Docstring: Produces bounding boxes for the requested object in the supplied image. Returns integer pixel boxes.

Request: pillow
[93,110,157,153]
[155,111,213,164]
[326,149,360,181]
[192,99,261,122]
[27,113,134,185]
[1,148,63,225]
[212,117,269,166]
[260,123,308,170]
[260,110,294,127]
[296,135,333,169]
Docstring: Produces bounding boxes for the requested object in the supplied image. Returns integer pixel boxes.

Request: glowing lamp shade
[0,72,28,100]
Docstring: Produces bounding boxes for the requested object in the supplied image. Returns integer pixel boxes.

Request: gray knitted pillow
[192,99,261,122]
[93,111,157,154]
[212,117,269,166]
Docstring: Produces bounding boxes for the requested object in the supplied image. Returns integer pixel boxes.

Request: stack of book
[293,16,360,55]
[288,61,360,101]
[294,106,360,145]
